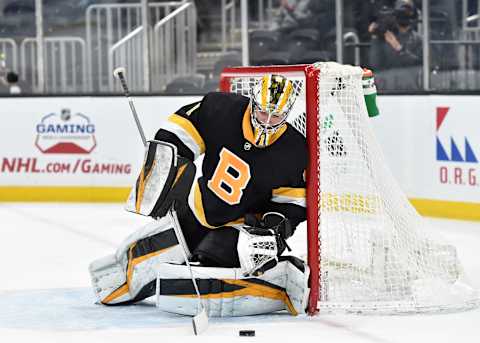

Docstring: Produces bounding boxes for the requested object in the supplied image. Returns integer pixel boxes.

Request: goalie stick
[113,67,209,335]
[113,67,147,146]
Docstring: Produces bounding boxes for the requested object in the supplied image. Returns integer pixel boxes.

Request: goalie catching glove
[238,212,293,276]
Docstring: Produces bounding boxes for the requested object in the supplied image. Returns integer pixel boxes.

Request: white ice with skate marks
[0,203,479,342]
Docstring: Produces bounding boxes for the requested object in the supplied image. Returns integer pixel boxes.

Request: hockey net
[220,62,479,315]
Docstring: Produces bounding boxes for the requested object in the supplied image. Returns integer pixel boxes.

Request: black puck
[239,330,255,337]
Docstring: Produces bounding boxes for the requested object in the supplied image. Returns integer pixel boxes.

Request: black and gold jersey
[155,92,307,230]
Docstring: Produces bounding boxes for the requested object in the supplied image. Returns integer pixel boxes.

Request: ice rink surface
[0,203,479,343]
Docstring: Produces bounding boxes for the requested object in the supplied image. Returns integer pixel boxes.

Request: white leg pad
[89,216,185,305]
[155,257,310,317]
[90,254,127,304]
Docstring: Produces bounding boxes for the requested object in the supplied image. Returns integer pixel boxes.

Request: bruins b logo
[207,148,251,205]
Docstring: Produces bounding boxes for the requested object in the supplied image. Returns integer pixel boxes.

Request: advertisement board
[373,96,480,220]
[0,96,200,201]
[0,95,479,220]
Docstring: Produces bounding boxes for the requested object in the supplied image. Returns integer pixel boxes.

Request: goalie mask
[250,74,297,148]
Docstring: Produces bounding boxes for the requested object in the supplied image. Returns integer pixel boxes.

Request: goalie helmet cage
[219,62,479,315]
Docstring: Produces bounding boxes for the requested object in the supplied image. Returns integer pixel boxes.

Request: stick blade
[192,307,209,335]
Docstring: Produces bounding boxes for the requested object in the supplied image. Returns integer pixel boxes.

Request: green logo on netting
[322,114,334,129]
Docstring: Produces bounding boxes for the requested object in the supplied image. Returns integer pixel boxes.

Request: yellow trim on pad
[178,279,298,315]
[0,186,131,202]
[409,198,480,221]
[102,283,129,304]
[135,159,156,213]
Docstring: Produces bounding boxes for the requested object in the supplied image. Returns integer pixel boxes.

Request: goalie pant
[90,216,309,315]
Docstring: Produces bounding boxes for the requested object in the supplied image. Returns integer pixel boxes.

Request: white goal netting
[222,62,479,314]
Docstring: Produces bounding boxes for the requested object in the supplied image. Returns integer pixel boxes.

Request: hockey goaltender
[90,74,311,317]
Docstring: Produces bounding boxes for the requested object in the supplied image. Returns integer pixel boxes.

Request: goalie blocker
[124,140,195,221]
[90,140,309,314]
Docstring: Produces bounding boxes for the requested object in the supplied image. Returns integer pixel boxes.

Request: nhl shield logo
[35,108,97,154]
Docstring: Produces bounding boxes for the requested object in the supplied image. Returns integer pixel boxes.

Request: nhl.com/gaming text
[0,157,132,175]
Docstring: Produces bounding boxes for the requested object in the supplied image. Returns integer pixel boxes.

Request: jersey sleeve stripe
[161,120,200,158]
[271,187,306,207]
[164,114,206,158]
[169,114,205,152]
[272,187,306,198]
[185,102,201,116]
[190,181,215,228]
[187,161,216,228]
[271,195,306,207]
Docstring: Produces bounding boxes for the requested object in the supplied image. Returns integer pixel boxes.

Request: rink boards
[0,95,479,220]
